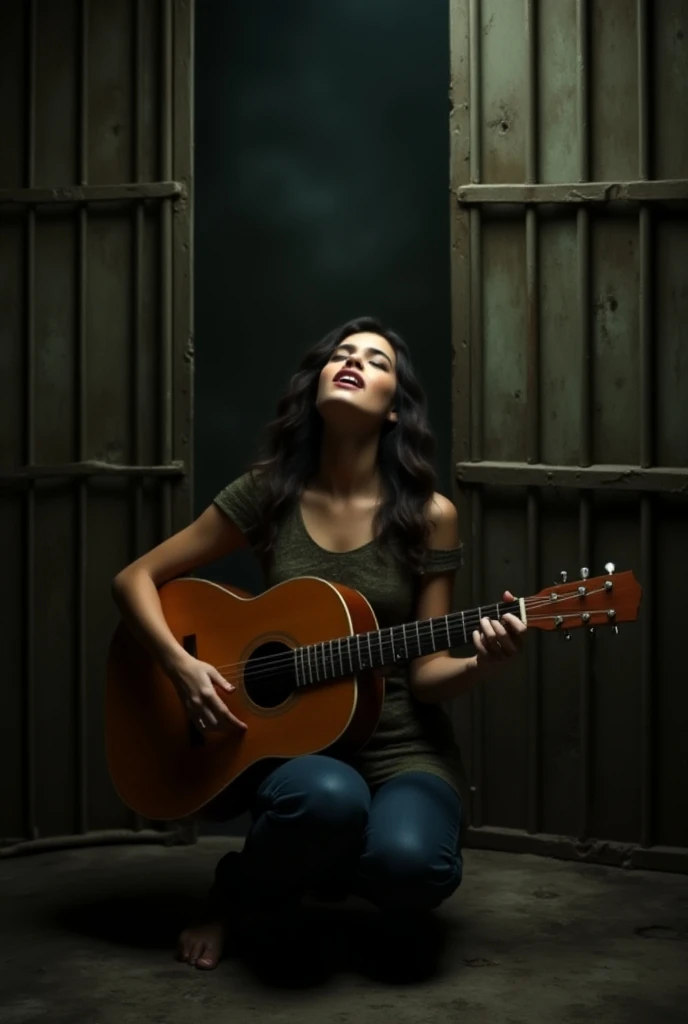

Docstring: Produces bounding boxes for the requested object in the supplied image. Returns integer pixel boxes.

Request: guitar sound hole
[244,641,296,709]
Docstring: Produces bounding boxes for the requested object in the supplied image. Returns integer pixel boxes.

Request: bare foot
[176,920,225,970]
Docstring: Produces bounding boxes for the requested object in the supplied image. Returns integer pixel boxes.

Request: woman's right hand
[166,652,248,735]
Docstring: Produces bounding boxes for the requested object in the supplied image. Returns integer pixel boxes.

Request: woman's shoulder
[423,492,460,549]
[418,492,463,574]
[213,468,266,534]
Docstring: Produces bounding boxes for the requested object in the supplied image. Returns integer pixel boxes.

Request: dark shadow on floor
[50,885,457,987]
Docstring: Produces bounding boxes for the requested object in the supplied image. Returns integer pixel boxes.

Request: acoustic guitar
[106,568,641,821]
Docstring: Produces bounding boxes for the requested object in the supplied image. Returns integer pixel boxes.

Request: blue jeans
[213,754,463,913]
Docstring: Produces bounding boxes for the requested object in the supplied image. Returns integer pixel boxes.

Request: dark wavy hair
[247,316,437,574]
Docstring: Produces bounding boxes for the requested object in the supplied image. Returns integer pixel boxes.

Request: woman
[112,316,526,970]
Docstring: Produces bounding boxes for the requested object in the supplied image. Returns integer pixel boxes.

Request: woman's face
[315,332,398,430]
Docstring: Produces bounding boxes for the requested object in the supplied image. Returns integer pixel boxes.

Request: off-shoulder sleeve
[420,543,464,575]
[213,472,263,537]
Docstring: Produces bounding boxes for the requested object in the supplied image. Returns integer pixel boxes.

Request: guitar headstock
[525,565,642,635]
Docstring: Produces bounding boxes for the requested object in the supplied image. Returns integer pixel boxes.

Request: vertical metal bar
[75,0,89,834]
[578,493,592,841]
[638,0,652,469]
[128,0,146,835]
[160,0,173,541]
[525,0,539,463]
[469,214,483,463]
[470,488,484,827]
[467,0,484,827]
[577,0,591,468]
[525,0,541,835]
[576,0,593,843]
[450,0,473,675]
[23,0,38,841]
[526,490,540,833]
[637,0,653,848]
[160,0,178,838]
[171,0,197,847]
[468,0,482,463]
[133,0,144,559]
[639,495,653,847]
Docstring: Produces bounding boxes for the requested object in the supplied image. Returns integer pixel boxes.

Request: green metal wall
[450,0,688,871]
[0,0,193,850]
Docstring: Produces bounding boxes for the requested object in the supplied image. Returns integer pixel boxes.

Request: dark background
[194,0,453,598]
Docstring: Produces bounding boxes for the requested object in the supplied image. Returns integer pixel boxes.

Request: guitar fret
[461,610,466,644]
[402,623,409,660]
[430,618,436,651]
[382,628,391,665]
[445,614,451,649]
[415,620,421,657]
[338,637,343,677]
[367,632,373,668]
[375,630,383,668]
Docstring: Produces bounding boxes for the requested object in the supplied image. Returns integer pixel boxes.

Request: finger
[503,590,515,603]
[480,617,496,639]
[188,695,217,729]
[200,707,219,728]
[209,668,235,693]
[502,614,527,646]
[208,692,247,732]
[472,629,488,657]
[226,711,248,732]
[503,613,527,633]
[481,619,505,657]
[491,620,518,655]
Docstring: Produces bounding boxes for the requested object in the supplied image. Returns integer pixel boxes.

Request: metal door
[0,0,194,852]
[450,0,688,872]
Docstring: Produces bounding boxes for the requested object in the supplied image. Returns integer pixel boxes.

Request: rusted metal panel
[457,180,688,203]
[0,0,194,851]
[450,0,688,872]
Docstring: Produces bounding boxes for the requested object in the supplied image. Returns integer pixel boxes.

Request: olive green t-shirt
[214,472,469,805]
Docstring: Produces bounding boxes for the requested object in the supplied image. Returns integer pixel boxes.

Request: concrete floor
[1,837,687,1024]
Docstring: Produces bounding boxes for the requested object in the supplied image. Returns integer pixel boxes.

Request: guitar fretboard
[293,600,520,687]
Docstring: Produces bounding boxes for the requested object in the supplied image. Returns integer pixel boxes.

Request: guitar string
[210,588,614,679]
[197,586,617,683]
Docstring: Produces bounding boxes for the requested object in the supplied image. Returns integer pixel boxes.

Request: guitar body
[106,577,384,822]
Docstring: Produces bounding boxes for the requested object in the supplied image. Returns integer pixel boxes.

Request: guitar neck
[294,599,523,687]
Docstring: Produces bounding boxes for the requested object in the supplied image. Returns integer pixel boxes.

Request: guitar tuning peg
[604,562,616,575]
[580,567,589,580]
[560,570,568,583]
[589,627,596,636]
[612,625,619,635]
[563,631,572,641]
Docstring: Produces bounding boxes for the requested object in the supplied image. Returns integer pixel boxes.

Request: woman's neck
[312,427,382,500]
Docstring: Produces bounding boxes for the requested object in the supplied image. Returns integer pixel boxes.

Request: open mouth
[333,370,365,389]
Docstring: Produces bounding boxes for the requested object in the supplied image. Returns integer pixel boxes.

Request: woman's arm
[408,494,525,704]
[111,504,247,674]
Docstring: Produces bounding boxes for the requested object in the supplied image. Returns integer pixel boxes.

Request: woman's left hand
[473,590,527,671]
